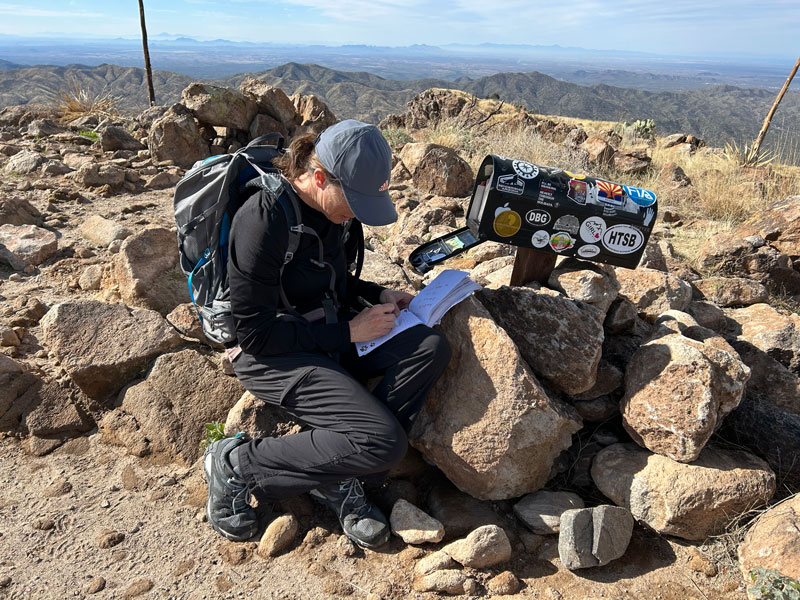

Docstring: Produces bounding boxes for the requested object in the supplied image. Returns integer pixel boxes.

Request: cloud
[0,3,102,17]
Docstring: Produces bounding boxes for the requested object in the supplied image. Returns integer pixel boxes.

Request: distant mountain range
[1,62,798,157]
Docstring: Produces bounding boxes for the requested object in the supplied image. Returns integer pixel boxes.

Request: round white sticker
[531,230,550,248]
[512,160,539,180]
[578,244,600,258]
[525,209,551,226]
[602,224,645,254]
[579,216,607,244]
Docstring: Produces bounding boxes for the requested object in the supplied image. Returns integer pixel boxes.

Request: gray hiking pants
[232,324,451,500]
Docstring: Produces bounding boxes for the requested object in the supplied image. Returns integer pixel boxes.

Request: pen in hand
[356,296,374,309]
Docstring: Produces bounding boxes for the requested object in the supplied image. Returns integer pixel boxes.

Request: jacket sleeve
[228,197,351,356]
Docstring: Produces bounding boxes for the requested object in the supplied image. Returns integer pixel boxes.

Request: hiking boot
[309,478,391,548]
[203,434,259,542]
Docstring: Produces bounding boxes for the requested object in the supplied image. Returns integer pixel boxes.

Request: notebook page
[427,278,482,325]
[355,309,424,357]
[408,269,472,325]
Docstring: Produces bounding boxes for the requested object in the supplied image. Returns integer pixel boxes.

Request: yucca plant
[724,140,775,168]
[53,78,120,123]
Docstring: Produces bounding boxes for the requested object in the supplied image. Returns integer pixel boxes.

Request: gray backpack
[173,134,303,345]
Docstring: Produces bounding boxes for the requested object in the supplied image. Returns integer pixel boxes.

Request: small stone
[32,517,55,530]
[487,571,521,595]
[219,541,253,565]
[336,535,357,557]
[390,498,445,544]
[558,505,634,570]
[463,578,480,595]
[688,548,718,576]
[413,570,468,594]
[414,550,457,576]
[215,574,233,593]
[84,577,106,594]
[100,499,110,508]
[78,265,103,291]
[0,576,11,587]
[124,578,153,598]
[96,529,125,549]
[43,476,72,497]
[513,490,585,534]
[159,476,177,487]
[302,526,329,547]
[0,327,20,346]
[441,524,512,568]
[257,513,298,557]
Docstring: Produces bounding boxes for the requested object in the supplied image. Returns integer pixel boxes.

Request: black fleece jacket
[228,186,385,356]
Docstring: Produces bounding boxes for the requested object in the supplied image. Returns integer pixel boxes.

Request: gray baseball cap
[315,119,397,226]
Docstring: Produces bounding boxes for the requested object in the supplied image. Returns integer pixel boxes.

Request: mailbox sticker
[578,244,600,258]
[579,216,607,244]
[550,231,576,252]
[623,185,657,207]
[497,174,525,196]
[512,160,539,180]
[554,215,580,235]
[568,179,588,205]
[597,180,625,206]
[602,224,644,254]
[493,204,522,237]
[525,209,551,226]
[531,230,550,248]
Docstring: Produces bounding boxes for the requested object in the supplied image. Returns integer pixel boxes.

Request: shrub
[79,130,99,142]
[381,127,413,150]
[199,422,226,451]
[52,79,120,123]
[748,569,800,600]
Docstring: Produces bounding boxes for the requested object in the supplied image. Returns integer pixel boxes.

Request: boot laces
[337,478,368,521]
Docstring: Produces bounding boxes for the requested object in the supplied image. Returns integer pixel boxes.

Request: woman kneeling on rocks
[203,120,451,548]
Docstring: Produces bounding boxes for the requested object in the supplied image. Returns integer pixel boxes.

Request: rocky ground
[1,85,799,599]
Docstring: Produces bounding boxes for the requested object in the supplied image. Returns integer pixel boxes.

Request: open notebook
[356,269,482,356]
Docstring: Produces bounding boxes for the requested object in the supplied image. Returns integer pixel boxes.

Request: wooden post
[749,55,800,161]
[510,247,557,286]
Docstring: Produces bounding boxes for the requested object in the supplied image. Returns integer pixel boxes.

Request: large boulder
[725,303,800,375]
[4,150,45,174]
[69,163,126,190]
[615,267,692,322]
[738,494,800,581]
[239,78,298,127]
[99,349,244,464]
[39,301,183,402]
[696,231,800,296]
[79,215,132,248]
[735,195,800,260]
[0,197,41,226]
[0,224,57,269]
[290,93,337,136]
[181,83,257,131]
[148,104,209,168]
[224,391,302,440]
[478,286,605,395]
[547,258,620,315]
[622,311,750,462]
[398,143,474,197]
[99,126,146,152]
[409,297,582,500]
[112,227,186,315]
[693,277,768,307]
[591,443,775,540]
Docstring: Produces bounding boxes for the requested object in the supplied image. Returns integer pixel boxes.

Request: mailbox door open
[410,155,657,273]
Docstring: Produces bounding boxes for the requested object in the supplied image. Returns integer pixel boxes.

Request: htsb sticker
[512,160,539,180]
[602,224,644,254]
[525,209,551,226]
[623,185,657,207]
[577,244,600,258]
[497,174,525,196]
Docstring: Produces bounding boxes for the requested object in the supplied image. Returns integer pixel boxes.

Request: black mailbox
[410,154,657,273]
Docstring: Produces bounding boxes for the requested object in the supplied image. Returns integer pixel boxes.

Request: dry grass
[52,79,120,123]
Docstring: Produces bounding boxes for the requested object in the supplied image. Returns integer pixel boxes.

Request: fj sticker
[497,173,525,196]
[512,160,539,180]
[531,230,550,248]
[493,204,522,237]
[577,244,600,258]
[549,231,576,253]
[623,185,657,207]
[525,209,551,226]
[579,216,607,244]
[553,215,580,235]
[602,224,644,254]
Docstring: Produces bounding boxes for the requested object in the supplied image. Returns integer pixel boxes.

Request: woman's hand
[379,289,414,314]
[349,304,397,342]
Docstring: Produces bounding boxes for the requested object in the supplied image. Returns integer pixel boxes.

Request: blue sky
[1,0,798,57]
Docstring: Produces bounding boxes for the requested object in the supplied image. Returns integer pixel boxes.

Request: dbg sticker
[525,209,551,226]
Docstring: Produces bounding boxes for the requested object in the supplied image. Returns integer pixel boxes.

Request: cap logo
[378,179,389,192]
